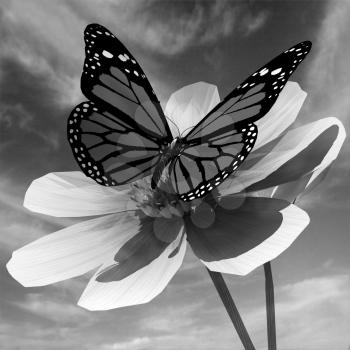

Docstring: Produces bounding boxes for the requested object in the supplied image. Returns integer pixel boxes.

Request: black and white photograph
[0,1,349,349]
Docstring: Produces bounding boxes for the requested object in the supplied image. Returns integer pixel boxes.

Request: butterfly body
[152,137,184,189]
[68,23,311,202]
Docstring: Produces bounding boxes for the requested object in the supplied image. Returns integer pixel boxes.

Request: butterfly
[68,23,311,202]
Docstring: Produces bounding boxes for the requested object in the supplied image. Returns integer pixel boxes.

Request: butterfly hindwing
[172,41,312,201]
[170,123,257,201]
[68,101,162,186]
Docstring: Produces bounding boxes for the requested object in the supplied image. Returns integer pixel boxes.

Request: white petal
[273,117,346,200]
[202,204,309,275]
[7,211,141,286]
[24,172,137,217]
[304,118,346,187]
[78,229,186,310]
[165,82,220,137]
[255,82,307,149]
[220,117,345,196]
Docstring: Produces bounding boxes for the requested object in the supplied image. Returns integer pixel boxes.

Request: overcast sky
[0,1,349,349]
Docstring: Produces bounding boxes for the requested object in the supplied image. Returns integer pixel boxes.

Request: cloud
[102,337,151,350]
[0,323,70,350]
[135,273,349,350]
[140,301,202,332]
[0,0,270,112]
[292,1,350,209]
[241,10,269,36]
[0,175,78,254]
[0,56,79,188]
[244,274,350,350]
[129,2,268,54]
[277,275,350,350]
[0,0,237,131]
[304,1,350,127]
[1,0,267,62]
[0,1,82,105]
[13,293,93,325]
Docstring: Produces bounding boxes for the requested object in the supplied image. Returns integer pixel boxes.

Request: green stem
[207,268,256,350]
[264,262,277,350]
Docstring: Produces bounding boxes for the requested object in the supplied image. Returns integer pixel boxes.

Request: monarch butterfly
[68,23,311,202]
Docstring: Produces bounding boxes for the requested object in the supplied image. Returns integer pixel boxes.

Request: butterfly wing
[169,41,312,201]
[68,101,164,186]
[68,23,172,186]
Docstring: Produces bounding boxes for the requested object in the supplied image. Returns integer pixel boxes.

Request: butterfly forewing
[174,41,312,201]
[68,101,162,186]
[82,24,172,141]
[186,41,311,142]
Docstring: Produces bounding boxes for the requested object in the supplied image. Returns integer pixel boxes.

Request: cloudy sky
[0,0,349,349]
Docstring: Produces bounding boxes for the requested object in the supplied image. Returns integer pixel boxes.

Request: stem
[264,262,277,350]
[207,268,256,350]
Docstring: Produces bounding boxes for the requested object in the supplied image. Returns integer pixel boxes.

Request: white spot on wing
[271,68,282,75]
[102,50,113,58]
[259,68,269,76]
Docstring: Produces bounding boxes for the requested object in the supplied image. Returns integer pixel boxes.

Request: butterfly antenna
[180,125,196,138]
[165,115,181,137]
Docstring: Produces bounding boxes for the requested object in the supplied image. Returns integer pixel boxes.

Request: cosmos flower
[7,82,345,311]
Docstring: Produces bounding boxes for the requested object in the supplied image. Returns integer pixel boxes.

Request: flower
[7,82,345,311]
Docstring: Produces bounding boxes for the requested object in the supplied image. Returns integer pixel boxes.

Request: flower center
[129,177,190,218]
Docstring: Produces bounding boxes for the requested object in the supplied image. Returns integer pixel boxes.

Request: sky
[0,0,349,349]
